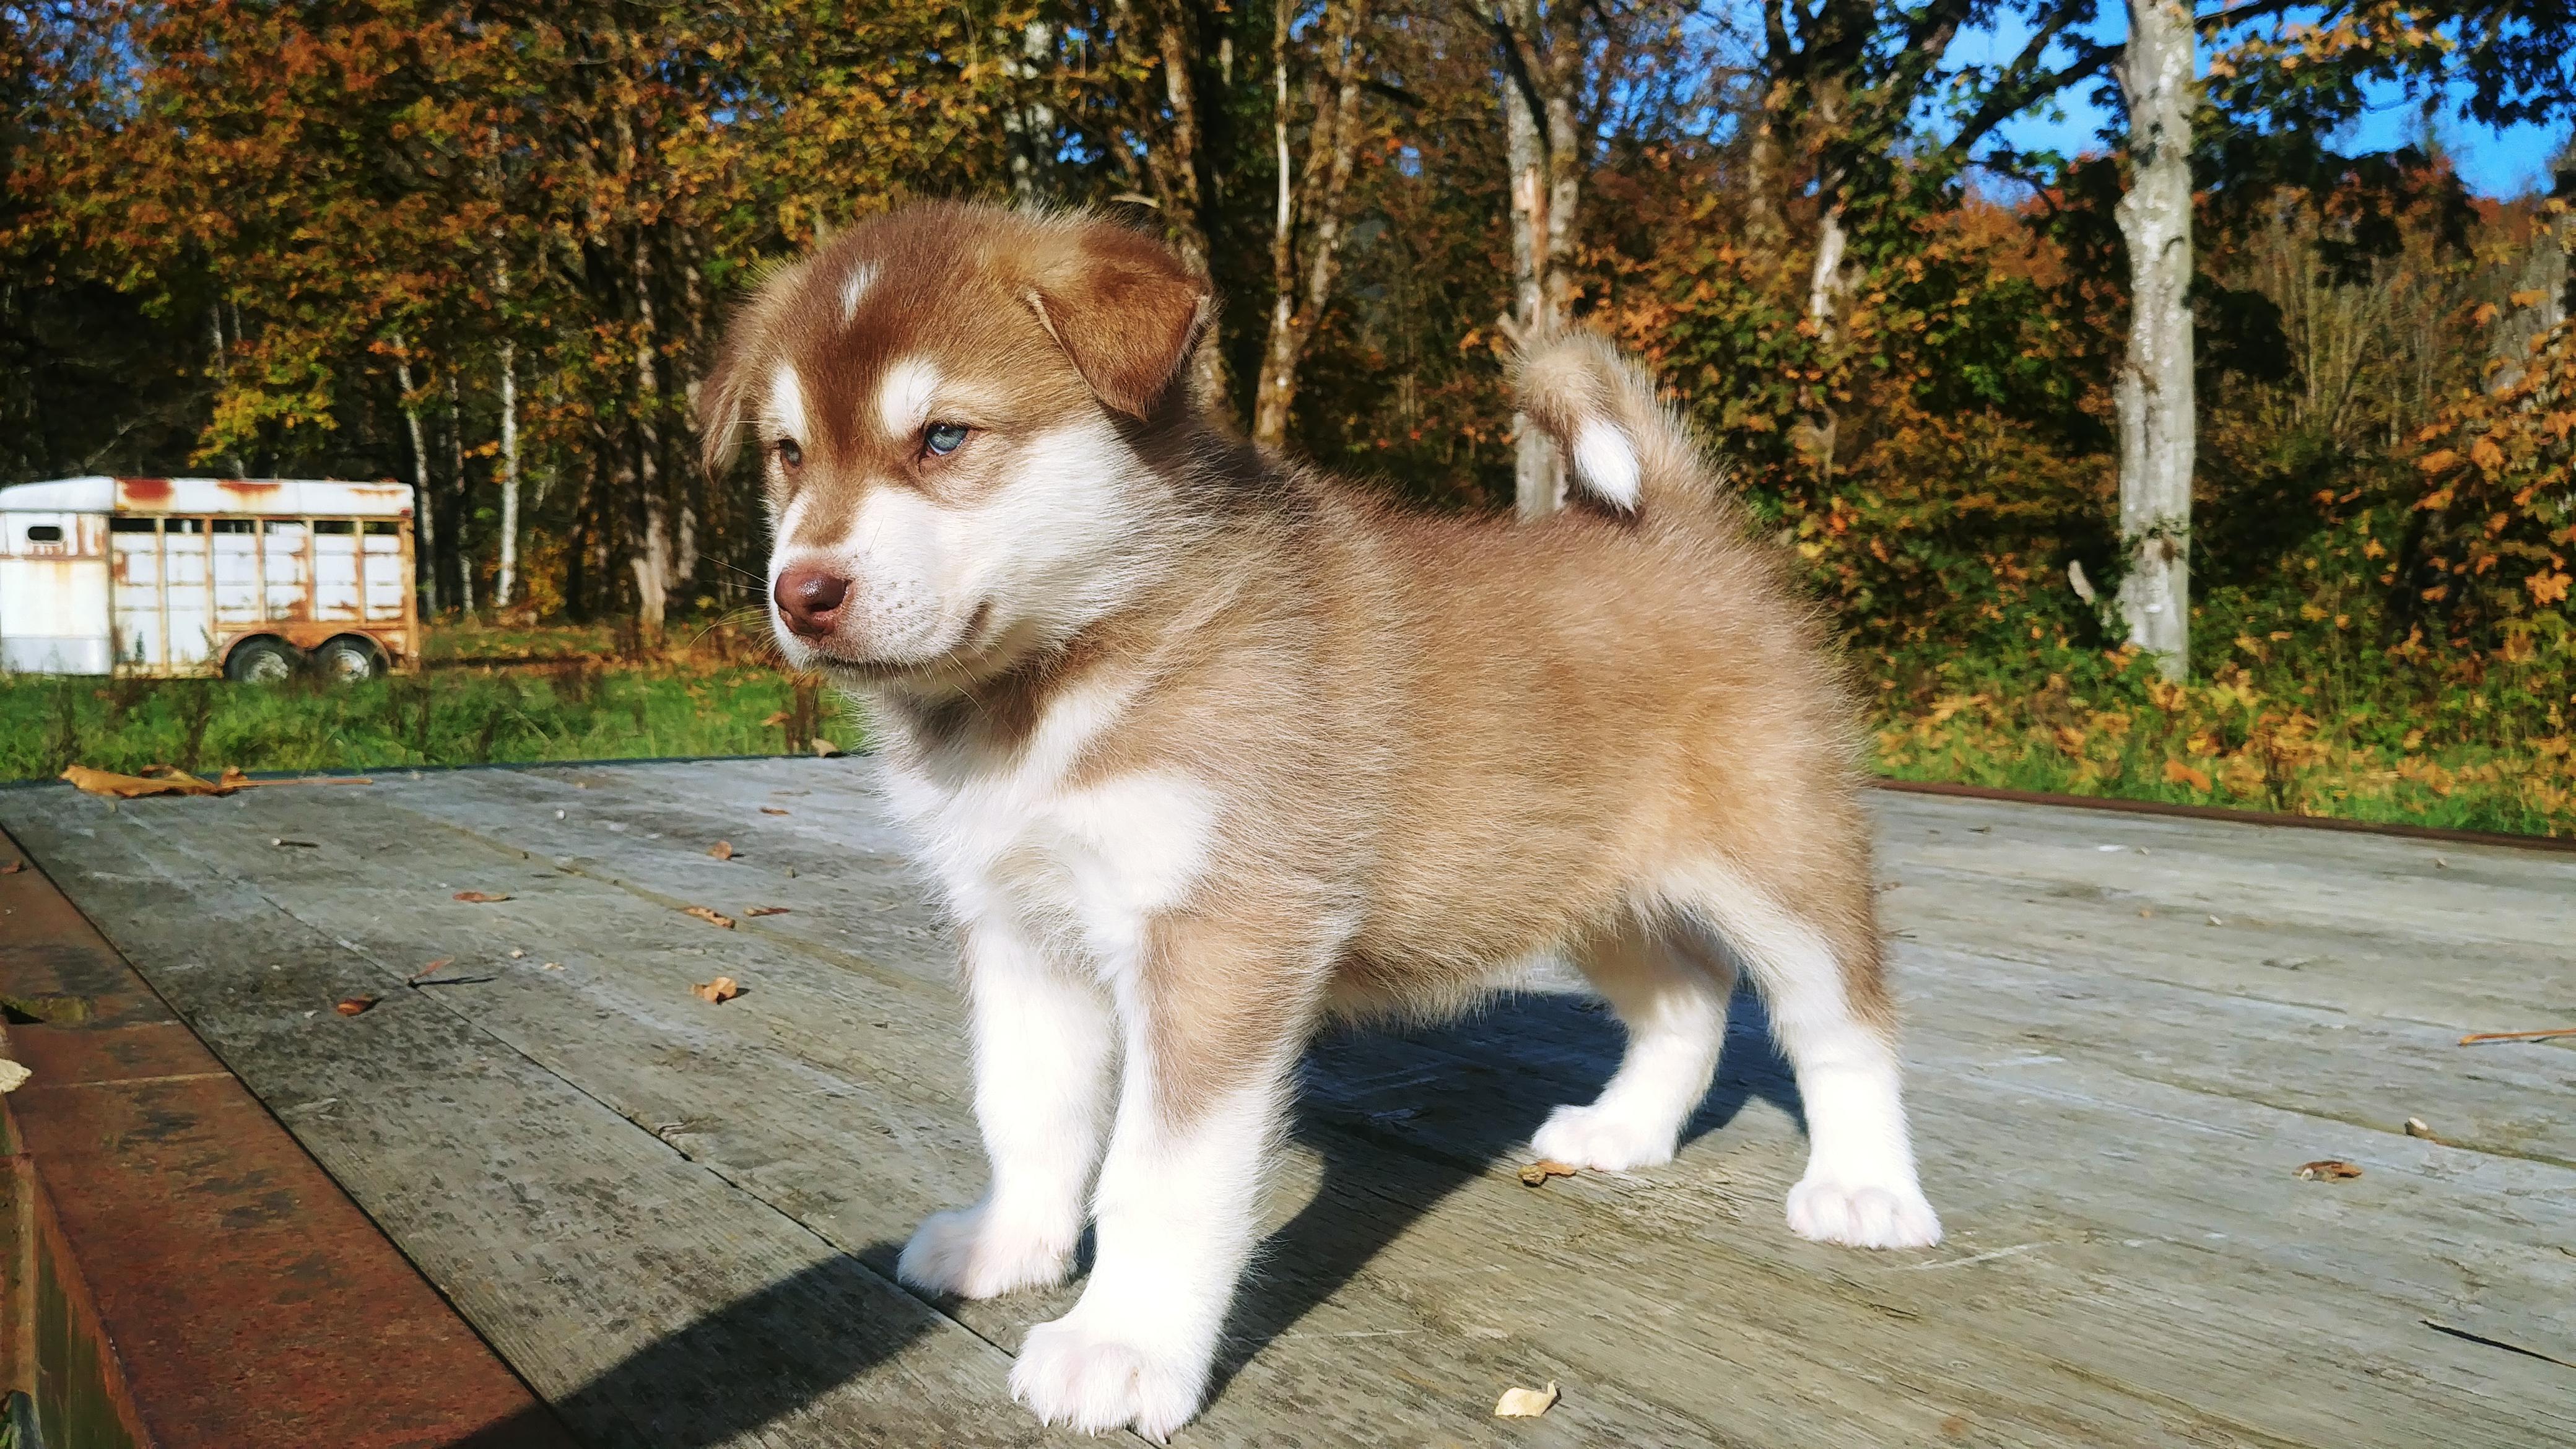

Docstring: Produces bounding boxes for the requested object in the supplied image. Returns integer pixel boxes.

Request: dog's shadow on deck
[1208,983,1804,1397]
[443,988,1801,1447]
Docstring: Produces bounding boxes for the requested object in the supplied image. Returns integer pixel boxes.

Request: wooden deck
[2,759,2570,1448]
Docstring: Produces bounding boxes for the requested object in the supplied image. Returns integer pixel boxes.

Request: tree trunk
[390,333,440,616]
[1252,0,1365,451]
[496,335,521,609]
[629,225,674,636]
[445,372,474,614]
[1496,0,1577,520]
[492,255,523,609]
[1003,20,1060,202]
[2113,0,2196,679]
[1111,0,1229,417]
[207,302,248,476]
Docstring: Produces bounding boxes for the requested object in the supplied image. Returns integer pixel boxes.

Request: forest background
[2,0,2574,834]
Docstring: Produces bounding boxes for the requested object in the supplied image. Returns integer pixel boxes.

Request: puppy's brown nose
[774,567,850,638]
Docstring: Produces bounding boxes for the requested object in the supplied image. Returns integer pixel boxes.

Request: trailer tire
[224,637,300,685]
[314,635,386,684]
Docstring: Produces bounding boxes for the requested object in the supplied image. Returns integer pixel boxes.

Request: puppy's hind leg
[1666,859,1942,1250]
[1531,913,1733,1172]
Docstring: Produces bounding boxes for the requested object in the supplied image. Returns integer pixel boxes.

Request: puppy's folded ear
[696,256,811,480]
[1028,223,1212,420]
[695,337,752,482]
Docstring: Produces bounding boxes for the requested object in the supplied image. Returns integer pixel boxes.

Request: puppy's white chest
[883,696,1215,964]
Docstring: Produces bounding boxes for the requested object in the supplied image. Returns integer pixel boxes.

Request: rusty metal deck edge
[1870,776,2576,856]
[0,825,580,1449]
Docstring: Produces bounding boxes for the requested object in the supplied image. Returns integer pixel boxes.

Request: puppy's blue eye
[775,438,803,469]
[924,422,969,457]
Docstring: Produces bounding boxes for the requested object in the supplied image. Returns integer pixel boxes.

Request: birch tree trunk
[1003,20,1060,202]
[207,302,247,476]
[496,334,521,609]
[390,334,440,615]
[629,225,674,636]
[1252,0,1365,450]
[1495,0,1578,521]
[1110,0,1229,416]
[2113,0,2197,679]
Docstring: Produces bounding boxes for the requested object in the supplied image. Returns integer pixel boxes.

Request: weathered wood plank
[32,778,1939,1447]
[0,791,1085,1449]
[5,765,2571,1449]
[155,773,2576,1423]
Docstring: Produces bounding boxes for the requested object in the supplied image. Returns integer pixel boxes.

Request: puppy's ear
[1028,223,1212,420]
[696,256,810,481]
[695,333,753,482]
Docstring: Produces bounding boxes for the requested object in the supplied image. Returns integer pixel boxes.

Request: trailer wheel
[224,637,299,685]
[314,635,386,684]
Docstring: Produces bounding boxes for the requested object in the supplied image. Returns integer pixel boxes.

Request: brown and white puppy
[702,201,1939,1440]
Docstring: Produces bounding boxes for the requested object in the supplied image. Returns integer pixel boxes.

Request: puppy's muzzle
[774,566,851,640]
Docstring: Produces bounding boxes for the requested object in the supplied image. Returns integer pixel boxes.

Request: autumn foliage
[1,0,2572,830]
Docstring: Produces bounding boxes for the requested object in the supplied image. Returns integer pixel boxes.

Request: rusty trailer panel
[0,477,420,679]
[0,828,575,1449]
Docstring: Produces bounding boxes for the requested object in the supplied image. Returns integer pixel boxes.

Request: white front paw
[895,1201,1076,1299]
[1530,1101,1679,1172]
[1786,1171,1943,1249]
[1009,1310,1210,1443]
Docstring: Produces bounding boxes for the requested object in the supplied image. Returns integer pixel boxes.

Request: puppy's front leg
[1009,923,1313,1442]
[899,920,1115,1299]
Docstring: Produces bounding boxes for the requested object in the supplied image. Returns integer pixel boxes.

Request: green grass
[1,621,846,781]
[1865,637,2575,839]
[9,620,2567,841]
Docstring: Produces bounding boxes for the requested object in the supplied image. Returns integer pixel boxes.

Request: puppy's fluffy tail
[1509,330,1725,520]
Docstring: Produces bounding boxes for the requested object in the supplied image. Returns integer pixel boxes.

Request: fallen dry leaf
[2162,759,2213,792]
[708,840,736,861]
[406,957,455,983]
[746,905,791,916]
[63,764,233,798]
[60,764,371,798]
[684,905,736,929]
[508,948,525,959]
[694,976,742,1004]
[812,738,845,758]
[1493,1381,1559,1418]
[2458,1026,2576,1045]
[0,858,21,874]
[759,806,789,816]
[541,962,563,971]
[0,1060,29,1093]
[2297,1159,2363,1181]
[453,890,512,903]
[1518,1160,1577,1188]
[335,996,379,1016]
[761,710,792,727]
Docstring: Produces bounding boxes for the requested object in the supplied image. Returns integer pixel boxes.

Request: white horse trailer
[0,476,419,681]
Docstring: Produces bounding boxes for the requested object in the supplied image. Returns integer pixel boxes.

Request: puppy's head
[700,202,1209,690]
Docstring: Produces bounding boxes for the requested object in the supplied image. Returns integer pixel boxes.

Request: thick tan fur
[707,201,1934,1439]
